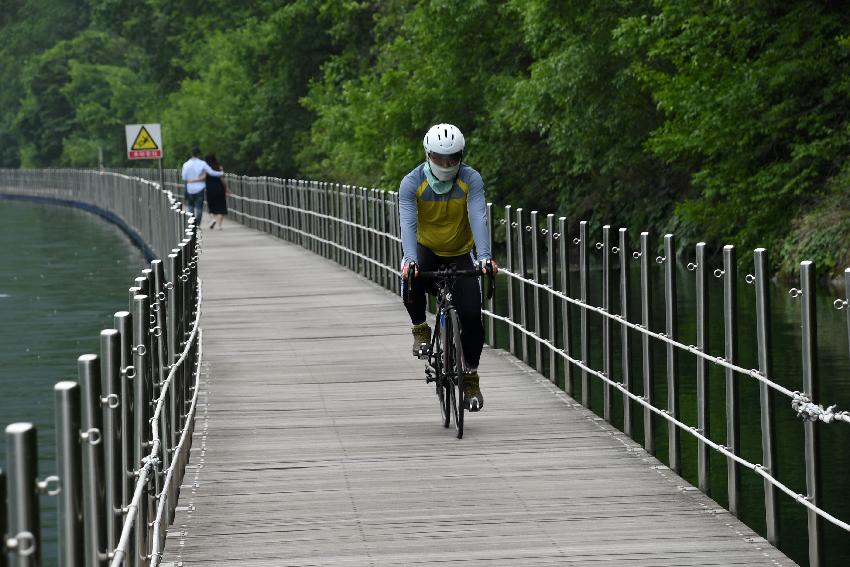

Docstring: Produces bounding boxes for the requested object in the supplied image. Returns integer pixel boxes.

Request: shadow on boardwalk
[164,223,796,566]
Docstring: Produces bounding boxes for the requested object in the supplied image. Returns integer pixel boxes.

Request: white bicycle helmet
[423,124,465,157]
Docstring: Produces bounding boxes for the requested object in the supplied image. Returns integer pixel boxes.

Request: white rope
[110,274,203,566]
[108,457,155,566]
[791,394,850,424]
[499,268,799,399]
[150,327,204,565]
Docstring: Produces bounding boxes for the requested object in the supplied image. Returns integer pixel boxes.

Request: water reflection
[0,200,144,565]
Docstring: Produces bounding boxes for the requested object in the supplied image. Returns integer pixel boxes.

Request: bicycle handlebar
[416,268,483,278]
[403,261,496,304]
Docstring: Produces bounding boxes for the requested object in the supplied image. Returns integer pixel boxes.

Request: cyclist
[399,123,498,412]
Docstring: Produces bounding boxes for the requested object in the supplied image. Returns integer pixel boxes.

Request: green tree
[617,1,850,259]
[161,0,337,175]
[16,30,154,167]
[301,0,524,190]
[0,0,90,166]
[483,0,681,231]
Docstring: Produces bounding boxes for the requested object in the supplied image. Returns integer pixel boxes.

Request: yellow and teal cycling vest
[398,163,491,263]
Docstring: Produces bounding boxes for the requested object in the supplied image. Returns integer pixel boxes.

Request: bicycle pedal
[417,344,431,359]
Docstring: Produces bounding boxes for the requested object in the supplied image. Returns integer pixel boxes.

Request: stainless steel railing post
[304,180,311,247]
[639,232,655,455]
[134,277,148,298]
[351,186,359,273]
[393,191,401,294]
[167,253,179,447]
[265,177,273,239]
[559,217,572,395]
[174,245,187,436]
[338,184,345,267]
[360,188,368,277]
[618,228,632,437]
[663,234,680,474]
[380,190,388,289]
[177,242,189,353]
[5,422,41,567]
[516,208,528,363]
[723,245,740,516]
[326,182,334,261]
[78,354,107,566]
[99,329,123,554]
[314,182,321,254]
[113,311,134,530]
[505,206,515,355]
[602,225,613,422]
[369,188,377,283]
[546,214,555,383]
[55,382,83,567]
[345,186,353,271]
[800,260,822,567]
[845,268,850,362]
[487,204,495,345]
[695,243,710,494]
[151,260,167,385]
[754,248,778,544]
[531,211,542,372]
[132,295,151,567]
[579,221,589,408]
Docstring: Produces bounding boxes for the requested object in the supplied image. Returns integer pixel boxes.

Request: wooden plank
[164,224,796,566]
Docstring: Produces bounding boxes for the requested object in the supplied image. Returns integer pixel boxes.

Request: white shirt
[181,157,224,194]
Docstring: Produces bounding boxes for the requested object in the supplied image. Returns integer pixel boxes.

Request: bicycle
[404,262,495,439]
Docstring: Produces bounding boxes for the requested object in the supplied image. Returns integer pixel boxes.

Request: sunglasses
[428,151,463,167]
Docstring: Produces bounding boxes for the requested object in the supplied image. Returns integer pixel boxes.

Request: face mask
[423,161,454,194]
[427,159,460,181]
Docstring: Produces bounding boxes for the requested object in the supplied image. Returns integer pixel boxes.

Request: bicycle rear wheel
[446,308,465,439]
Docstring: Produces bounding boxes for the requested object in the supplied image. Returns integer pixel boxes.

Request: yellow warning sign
[125,123,163,159]
[131,126,159,150]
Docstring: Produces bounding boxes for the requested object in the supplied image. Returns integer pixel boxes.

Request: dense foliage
[2,1,849,278]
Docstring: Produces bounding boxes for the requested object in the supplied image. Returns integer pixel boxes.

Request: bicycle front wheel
[433,317,450,428]
[446,308,465,439]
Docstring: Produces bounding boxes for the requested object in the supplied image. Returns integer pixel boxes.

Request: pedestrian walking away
[203,153,228,229]
[181,147,224,225]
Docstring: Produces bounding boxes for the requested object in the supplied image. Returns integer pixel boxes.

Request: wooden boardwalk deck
[163,222,795,566]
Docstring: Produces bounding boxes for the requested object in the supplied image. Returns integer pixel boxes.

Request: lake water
[0,199,144,565]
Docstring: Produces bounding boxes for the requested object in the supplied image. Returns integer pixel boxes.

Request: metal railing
[0,170,203,567]
[211,174,848,567]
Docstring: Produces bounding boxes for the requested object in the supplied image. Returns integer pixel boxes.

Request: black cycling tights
[403,244,484,369]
